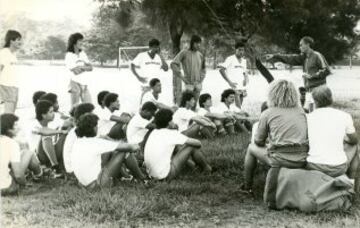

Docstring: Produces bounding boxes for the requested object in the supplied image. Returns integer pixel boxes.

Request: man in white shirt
[131,39,168,97]
[0,30,22,114]
[173,91,216,139]
[71,113,147,187]
[29,100,68,178]
[198,93,234,136]
[1,113,42,196]
[219,41,249,109]
[141,78,177,111]
[214,89,252,134]
[126,102,157,145]
[39,93,71,130]
[98,92,132,140]
[144,109,211,180]
[63,103,95,174]
[306,86,359,186]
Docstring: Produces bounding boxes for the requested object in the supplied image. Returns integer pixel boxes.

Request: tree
[37,36,66,60]
[97,0,360,63]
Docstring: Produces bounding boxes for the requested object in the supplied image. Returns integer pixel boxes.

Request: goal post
[118,46,148,69]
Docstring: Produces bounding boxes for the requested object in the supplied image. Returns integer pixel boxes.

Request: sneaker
[49,169,65,179]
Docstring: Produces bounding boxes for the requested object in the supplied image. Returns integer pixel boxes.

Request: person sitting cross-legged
[97,92,132,140]
[305,85,360,191]
[242,80,308,194]
[1,114,43,196]
[71,113,147,188]
[197,93,234,136]
[144,109,212,180]
[173,91,216,139]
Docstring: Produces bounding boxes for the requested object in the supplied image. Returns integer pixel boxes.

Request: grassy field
[1,97,360,228]
[1,66,360,227]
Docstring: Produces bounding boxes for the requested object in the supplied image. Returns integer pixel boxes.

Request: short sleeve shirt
[0,48,19,87]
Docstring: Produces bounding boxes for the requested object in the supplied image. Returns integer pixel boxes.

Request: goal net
[118,46,148,68]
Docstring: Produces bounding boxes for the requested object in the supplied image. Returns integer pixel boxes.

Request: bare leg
[125,153,147,180]
[182,124,201,138]
[244,144,270,189]
[81,86,92,103]
[98,151,127,187]
[200,126,214,139]
[345,143,360,192]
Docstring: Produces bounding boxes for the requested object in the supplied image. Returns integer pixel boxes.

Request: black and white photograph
[1,0,360,227]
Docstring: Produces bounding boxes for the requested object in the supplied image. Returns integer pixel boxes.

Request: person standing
[0,30,22,114]
[131,39,168,101]
[65,33,93,108]
[171,35,206,107]
[266,36,330,112]
[219,41,250,109]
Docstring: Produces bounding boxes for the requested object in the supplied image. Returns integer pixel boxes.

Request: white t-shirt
[214,102,241,114]
[97,109,123,136]
[63,128,77,173]
[0,136,21,189]
[126,113,151,144]
[141,91,157,106]
[197,107,217,117]
[219,55,248,89]
[131,51,163,82]
[0,48,18,87]
[48,112,63,130]
[26,120,44,152]
[65,51,91,85]
[307,107,356,165]
[173,108,197,132]
[71,137,119,186]
[144,129,188,179]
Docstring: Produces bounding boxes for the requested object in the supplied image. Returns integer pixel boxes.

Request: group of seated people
[1,78,359,207]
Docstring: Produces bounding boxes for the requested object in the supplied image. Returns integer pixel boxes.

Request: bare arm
[184,138,202,148]
[115,143,139,153]
[110,113,132,124]
[159,53,169,71]
[219,67,237,88]
[171,50,190,84]
[269,53,305,66]
[345,133,358,145]
[130,63,147,83]
[191,116,216,128]
[33,127,68,136]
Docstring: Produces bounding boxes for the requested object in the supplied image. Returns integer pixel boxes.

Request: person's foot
[49,169,65,179]
[31,169,44,182]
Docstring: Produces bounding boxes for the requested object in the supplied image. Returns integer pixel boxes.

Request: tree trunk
[169,18,184,105]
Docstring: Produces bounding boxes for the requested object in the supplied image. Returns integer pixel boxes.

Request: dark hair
[141,101,157,112]
[69,106,76,117]
[190,35,201,50]
[235,40,246,49]
[97,90,109,106]
[35,100,53,121]
[39,93,57,105]
[75,113,99,138]
[261,101,268,113]
[312,85,333,108]
[221,89,236,102]
[149,39,160,47]
[199,93,211,108]
[154,109,173,129]
[104,93,118,108]
[0,114,19,137]
[66,33,84,53]
[180,91,195,107]
[74,103,95,121]
[4,30,21,48]
[32,91,46,105]
[301,36,314,47]
[149,78,160,87]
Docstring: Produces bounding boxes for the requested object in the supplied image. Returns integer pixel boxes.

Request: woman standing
[0,30,22,114]
[65,33,92,108]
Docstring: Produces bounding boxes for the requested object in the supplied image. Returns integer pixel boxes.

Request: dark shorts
[0,85,18,103]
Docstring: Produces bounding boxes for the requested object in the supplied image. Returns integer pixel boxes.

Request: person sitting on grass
[97,92,132,140]
[95,90,109,117]
[63,103,95,174]
[28,100,68,178]
[126,101,157,145]
[71,113,147,188]
[242,79,308,194]
[198,93,234,136]
[250,101,268,144]
[173,91,216,139]
[305,85,360,191]
[141,78,177,112]
[144,109,212,180]
[1,114,43,196]
[214,89,252,134]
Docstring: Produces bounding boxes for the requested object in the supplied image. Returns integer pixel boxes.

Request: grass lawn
[1,97,360,228]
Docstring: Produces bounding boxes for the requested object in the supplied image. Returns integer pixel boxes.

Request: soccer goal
[118,46,148,68]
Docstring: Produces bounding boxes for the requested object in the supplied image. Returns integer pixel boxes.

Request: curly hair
[75,113,99,138]
[267,80,299,108]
